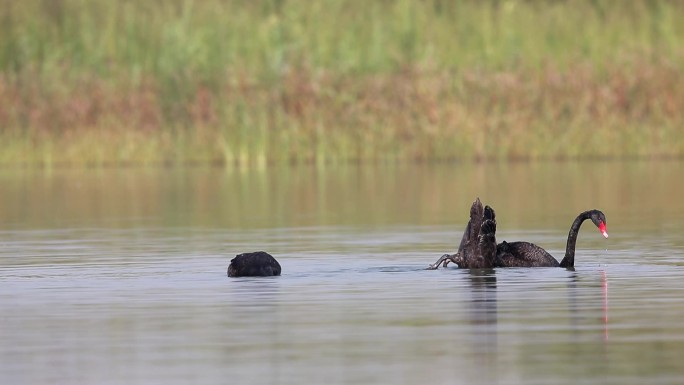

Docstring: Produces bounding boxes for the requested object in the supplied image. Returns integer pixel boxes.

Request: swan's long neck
[559,211,593,268]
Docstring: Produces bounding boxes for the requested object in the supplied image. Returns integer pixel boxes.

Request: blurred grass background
[0,0,682,167]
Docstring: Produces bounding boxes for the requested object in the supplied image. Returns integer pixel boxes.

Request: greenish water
[2,162,684,384]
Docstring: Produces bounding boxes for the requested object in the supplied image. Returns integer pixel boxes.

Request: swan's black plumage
[429,199,608,269]
[495,241,558,267]
[227,251,281,277]
[478,219,498,265]
[428,198,497,269]
[494,209,607,268]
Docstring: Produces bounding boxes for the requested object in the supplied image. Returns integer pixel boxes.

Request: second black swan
[227,251,282,277]
[428,198,498,269]
[495,209,608,268]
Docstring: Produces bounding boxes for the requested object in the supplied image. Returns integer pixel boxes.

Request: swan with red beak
[429,202,609,269]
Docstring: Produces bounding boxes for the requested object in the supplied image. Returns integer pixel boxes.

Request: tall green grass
[0,0,683,166]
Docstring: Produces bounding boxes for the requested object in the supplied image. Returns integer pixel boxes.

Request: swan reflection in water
[466,269,498,325]
[462,266,610,383]
[464,268,499,384]
[566,269,610,342]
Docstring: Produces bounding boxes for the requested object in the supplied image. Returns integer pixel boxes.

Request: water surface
[2,162,684,384]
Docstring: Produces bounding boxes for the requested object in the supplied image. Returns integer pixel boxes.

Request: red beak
[599,221,609,238]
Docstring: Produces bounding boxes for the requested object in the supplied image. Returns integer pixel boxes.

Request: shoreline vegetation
[1,1,683,167]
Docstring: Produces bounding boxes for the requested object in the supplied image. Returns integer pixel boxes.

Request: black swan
[227,251,282,277]
[495,209,608,268]
[429,199,608,269]
[428,198,498,269]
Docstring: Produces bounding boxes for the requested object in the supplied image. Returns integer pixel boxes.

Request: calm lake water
[2,161,684,385]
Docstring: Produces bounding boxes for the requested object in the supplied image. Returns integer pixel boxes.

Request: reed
[0,0,683,166]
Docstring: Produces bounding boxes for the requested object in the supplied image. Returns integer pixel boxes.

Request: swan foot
[427,254,459,270]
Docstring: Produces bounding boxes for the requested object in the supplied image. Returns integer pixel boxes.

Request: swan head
[589,210,608,238]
